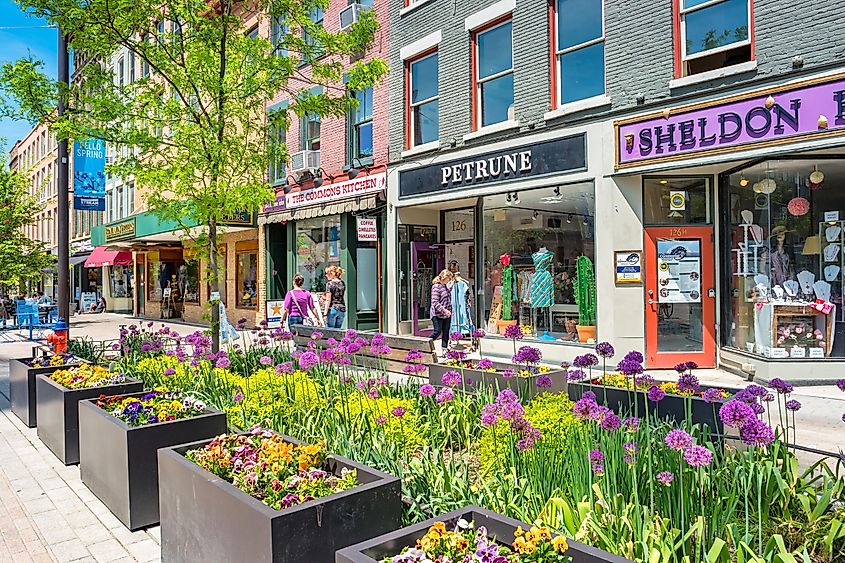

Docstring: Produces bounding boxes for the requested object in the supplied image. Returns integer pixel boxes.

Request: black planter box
[9,358,86,428]
[78,395,228,531]
[429,362,567,399]
[336,505,632,563]
[567,382,727,435]
[35,375,143,465]
[158,433,403,563]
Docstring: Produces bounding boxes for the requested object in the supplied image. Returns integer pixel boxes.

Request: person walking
[429,269,453,349]
[323,266,346,329]
[279,273,322,329]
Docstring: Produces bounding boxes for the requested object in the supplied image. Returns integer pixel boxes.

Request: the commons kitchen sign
[616,73,845,169]
[104,217,136,242]
[399,134,586,198]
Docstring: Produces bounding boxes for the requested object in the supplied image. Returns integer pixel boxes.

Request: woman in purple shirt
[429,269,454,349]
[279,274,322,328]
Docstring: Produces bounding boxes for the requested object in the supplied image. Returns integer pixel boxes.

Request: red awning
[84,246,133,268]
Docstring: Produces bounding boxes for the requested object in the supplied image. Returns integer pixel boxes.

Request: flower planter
[35,375,143,465]
[158,434,403,563]
[428,362,567,398]
[567,382,726,436]
[335,505,632,563]
[8,358,86,428]
[78,395,227,531]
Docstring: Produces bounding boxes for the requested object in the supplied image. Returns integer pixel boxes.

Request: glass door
[644,226,716,368]
[411,242,442,336]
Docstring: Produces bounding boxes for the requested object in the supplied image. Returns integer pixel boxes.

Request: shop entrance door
[411,242,443,336]
[644,226,716,368]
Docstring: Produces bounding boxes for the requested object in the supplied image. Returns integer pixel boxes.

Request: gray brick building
[384,0,845,384]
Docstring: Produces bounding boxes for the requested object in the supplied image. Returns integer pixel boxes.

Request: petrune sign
[615,73,845,169]
[399,134,586,198]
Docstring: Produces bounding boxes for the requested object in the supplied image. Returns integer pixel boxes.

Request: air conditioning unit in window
[289,150,320,175]
[339,3,371,31]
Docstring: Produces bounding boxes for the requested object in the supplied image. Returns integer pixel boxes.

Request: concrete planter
[428,362,567,399]
[567,382,726,436]
[9,358,85,428]
[35,375,143,465]
[158,433,403,563]
[78,395,228,530]
[336,505,633,563]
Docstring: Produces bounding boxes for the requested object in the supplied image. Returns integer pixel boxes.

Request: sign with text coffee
[399,134,586,198]
[616,73,845,169]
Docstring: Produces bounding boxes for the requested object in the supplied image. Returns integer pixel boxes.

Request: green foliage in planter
[574,255,596,326]
[338,396,424,451]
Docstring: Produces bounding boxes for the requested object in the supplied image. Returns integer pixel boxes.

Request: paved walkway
[0,314,843,561]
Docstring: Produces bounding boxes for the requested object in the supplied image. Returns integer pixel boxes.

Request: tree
[0,0,387,349]
[0,159,54,292]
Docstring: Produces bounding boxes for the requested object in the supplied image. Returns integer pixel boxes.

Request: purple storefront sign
[616,74,845,169]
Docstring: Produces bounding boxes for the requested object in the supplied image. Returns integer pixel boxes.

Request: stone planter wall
[78,395,228,530]
[336,505,632,563]
[35,375,143,465]
[428,362,567,399]
[158,433,403,563]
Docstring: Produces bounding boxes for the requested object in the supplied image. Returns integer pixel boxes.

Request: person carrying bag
[279,273,322,329]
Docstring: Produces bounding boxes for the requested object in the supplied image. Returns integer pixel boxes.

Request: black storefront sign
[399,134,586,198]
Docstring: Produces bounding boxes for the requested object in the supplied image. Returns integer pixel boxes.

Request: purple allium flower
[215,357,231,369]
[441,371,462,388]
[471,329,486,339]
[497,388,519,404]
[310,331,323,341]
[512,345,542,365]
[445,348,467,362]
[785,399,801,412]
[419,384,436,397]
[404,349,423,362]
[762,392,775,403]
[259,355,273,365]
[449,331,463,342]
[391,406,407,418]
[769,378,794,395]
[616,358,643,376]
[367,387,379,399]
[647,386,666,402]
[589,449,605,464]
[623,441,639,455]
[601,412,622,432]
[163,368,176,376]
[233,387,245,403]
[686,361,698,370]
[665,429,694,451]
[275,361,293,374]
[298,351,319,371]
[582,391,597,401]
[503,323,524,340]
[634,374,656,388]
[573,354,599,368]
[375,415,387,426]
[623,351,644,364]
[746,384,767,398]
[435,388,454,404]
[684,445,713,467]
[702,388,725,404]
[499,401,525,422]
[595,341,615,358]
[477,358,494,370]
[836,379,845,392]
[536,374,552,388]
[567,369,587,381]
[656,471,675,486]
[573,397,598,420]
[481,412,499,427]
[623,417,641,432]
[841,413,845,423]
[751,402,765,415]
[739,418,775,447]
[673,362,688,374]
[678,373,700,393]
[591,463,605,476]
[502,369,517,379]
[719,400,755,429]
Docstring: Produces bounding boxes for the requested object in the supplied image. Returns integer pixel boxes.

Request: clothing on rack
[449,278,474,335]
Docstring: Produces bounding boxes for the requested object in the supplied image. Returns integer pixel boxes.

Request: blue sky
[0,0,57,150]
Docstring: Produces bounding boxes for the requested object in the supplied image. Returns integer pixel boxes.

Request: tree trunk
[209,217,220,353]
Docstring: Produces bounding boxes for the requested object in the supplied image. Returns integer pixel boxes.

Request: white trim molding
[400,0,436,17]
[462,119,520,142]
[400,30,442,61]
[544,94,611,121]
[464,0,516,31]
[401,140,440,159]
[669,60,758,89]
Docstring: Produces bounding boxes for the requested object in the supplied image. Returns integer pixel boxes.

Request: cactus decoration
[501,263,514,321]
[574,255,596,326]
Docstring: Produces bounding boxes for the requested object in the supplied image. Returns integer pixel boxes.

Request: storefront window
[295,215,340,292]
[398,224,438,324]
[725,158,844,359]
[643,177,710,225]
[237,252,258,308]
[109,265,133,298]
[181,260,200,303]
[482,183,596,342]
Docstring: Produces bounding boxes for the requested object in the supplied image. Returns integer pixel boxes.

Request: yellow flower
[538,365,551,373]
[552,535,569,553]
[514,526,524,538]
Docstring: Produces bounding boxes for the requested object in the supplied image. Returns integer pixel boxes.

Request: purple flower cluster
[449,332,464,342]
[589,449,605,475]
[739,418,775,446]
[482,390,541,451]
[512,345,542,366]
[656,470,674,486]
[435,388,454,404]
[616,358,643,377]
[647,386,665,402]
[665,429,694,451]
[477,358,494,370]
[536,374,553,389]
[719,400,755,428]
[567,369,587,382]
[419,384,436,397]
[471,329,486,339]
[298,351,319,371]
[623,417,641,432]
[503,324,524,340]
[769,378,794,395]
[573,354,599,369]
[702,388,725,404]
[677,373,700,394]
[837,379,845,392]
[595,341,615,358]
[441,371,462,388]
[684,445,713,467]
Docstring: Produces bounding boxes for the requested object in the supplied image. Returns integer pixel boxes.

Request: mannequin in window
[768,225,795,288]
[530,247,554,308]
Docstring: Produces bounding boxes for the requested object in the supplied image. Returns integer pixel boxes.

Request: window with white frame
[475,20,514,128]
[302,7,324,63]
[555,0,605,105]
[268,118,286,185]
[349,87,373,162]
[270,15,286,56]
[679,0,751,76]
[117,56,125,86]
[129,51,136,83]
[127,180,135,213]
[117,184,125,219]
[408,52,438,148]
[301,113,320,151]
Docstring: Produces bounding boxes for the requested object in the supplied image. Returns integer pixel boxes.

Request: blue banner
[73,139,106,211]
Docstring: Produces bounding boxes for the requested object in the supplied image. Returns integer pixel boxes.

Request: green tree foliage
[0,0,387,347]
[0,159,54,290]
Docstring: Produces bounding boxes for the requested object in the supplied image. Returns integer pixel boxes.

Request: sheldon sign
[616,74,845,169]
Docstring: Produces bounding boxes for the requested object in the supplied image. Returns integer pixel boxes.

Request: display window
[181,260,200,303]
[236,241,258,309]
[109,265,133,298]
[725,157,844,359]
[481,183,596,343]
[295,215,341,292]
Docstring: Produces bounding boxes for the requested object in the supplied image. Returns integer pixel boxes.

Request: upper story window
[302,7,324,63]
[554,0,605,105]
[268,122,286,185]
[270,15,286,56]
[247,25,259,40]
[474,20,514,129]
[141,34,151,77]
[678,0,752,76]
[407,52,439,148]
[129,52,136,83]
[117,57,125,86]
[301,113,321,151]
[349,87,373,162]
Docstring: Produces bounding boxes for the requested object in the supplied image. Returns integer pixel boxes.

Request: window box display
[157,430,402,563]
[9,355,85,428]
[78,392,227,530]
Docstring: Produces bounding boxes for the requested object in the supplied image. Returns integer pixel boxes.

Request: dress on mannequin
[769,228,795,288]
[449,275,473,335]
[530,248,554,308]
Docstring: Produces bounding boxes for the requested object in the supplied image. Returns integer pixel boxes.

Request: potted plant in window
[496,254,518,335]
[575,255,597,343]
